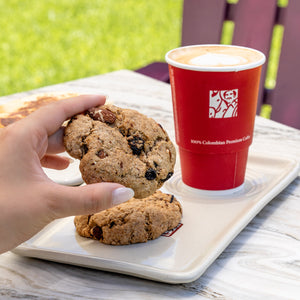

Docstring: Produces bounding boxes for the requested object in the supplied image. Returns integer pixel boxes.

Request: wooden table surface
[0,70,300,299]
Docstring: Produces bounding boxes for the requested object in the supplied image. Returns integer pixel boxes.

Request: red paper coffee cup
[166,45,265,190]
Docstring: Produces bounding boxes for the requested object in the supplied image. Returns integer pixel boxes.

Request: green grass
[0,0,183,97]
[0,0,286,120]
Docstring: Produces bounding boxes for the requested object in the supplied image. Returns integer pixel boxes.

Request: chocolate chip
[170,195,174,203]
[80,144,88,157]
[127,136,144,155]
[87,214,92,224]
[96,150,107,159]
[145,168,157,180]
[91,226,103,240]
[119,127,127,136]
[109,221,116,228]
[161,172,173,182]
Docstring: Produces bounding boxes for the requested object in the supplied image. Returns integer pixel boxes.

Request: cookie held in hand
[74,191,182,245]
[64,104,176,198]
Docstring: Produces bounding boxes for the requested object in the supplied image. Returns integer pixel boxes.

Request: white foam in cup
[166,44,266,72]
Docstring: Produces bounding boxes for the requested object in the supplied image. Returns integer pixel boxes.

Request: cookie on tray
[74,191,182,245]
[64,104,176,198]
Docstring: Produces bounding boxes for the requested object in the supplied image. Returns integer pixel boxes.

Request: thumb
[46,182,135,218]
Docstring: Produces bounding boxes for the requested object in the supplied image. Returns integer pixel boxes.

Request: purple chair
[135,0,300,129]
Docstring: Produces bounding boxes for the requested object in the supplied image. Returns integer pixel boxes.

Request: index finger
[26,94,106,136]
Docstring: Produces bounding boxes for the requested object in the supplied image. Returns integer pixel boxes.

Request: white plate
[43,152,83,186]
[13,153,300,283]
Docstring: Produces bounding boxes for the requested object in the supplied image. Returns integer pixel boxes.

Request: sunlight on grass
[0,0,182,96]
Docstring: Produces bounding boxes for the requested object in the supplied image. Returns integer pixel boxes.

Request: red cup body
[167,46,264,190]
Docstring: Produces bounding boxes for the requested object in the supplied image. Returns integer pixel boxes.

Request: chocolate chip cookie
[64,104,176,198]
[74,191,182,245]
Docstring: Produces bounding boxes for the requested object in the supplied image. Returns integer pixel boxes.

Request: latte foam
[189,53,247,67]
[166,45,265,71]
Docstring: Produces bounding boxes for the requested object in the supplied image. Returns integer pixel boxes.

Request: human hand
[0,95,134,254]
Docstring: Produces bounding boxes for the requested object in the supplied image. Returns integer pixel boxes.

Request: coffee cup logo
[209,89,238,118]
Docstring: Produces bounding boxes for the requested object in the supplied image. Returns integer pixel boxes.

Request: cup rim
[165,44,266,72]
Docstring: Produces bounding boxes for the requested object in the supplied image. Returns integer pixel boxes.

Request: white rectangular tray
[13,153,300,283]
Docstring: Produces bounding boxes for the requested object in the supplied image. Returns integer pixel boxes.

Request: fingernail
[112,187,134,206]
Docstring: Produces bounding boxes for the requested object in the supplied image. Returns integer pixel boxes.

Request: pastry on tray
[74,191,182,245]
[0,92,76,127]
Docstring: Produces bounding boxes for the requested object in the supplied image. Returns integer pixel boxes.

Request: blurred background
[0,0,182,97]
